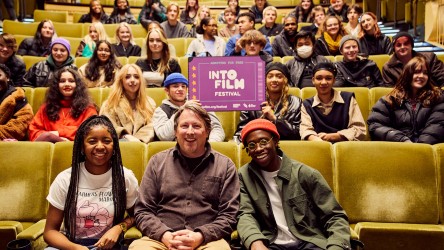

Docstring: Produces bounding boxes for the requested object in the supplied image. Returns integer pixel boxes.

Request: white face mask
[297,45,313,59]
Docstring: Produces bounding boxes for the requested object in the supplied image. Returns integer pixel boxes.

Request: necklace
[149,61,159,72]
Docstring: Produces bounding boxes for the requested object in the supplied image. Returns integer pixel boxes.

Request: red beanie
[240,119,280,144]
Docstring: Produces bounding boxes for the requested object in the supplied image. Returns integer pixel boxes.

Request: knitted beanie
[339,35,360,52]
[164,73,188,87]
[51,38,71,53]
[392,32,414,48]
[266,62,290,80]
[241,119,280,144]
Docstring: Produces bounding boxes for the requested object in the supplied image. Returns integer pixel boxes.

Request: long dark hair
[63,115,126,241]
[44,67,92,121]
[197,16,213,35]
[185,0,199,13]
[110,0,132,16]
[386,56,442,108]
[85,40,122,83]
[34,19,55,49]
[89,0,106,17]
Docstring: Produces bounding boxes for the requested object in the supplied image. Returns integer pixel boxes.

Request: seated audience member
[218,7,240,38]
[258,6,283,37]
[28,68,97,142]
[0,64,33,141]
[130,102,239,250]
[17,19,56,57]
[368,56,444,144]
[136,28,181,87]
[160,2,191,38]
[108,0,137,24]
[344,4,362,37]
[358,12,392,55]
[24,38,77,87]
[314,14,347,56]
[100,64,156,143]
[239,30,273,64]
[234,62,301,143]
[153,73,224,141]
[76,22,109,58]
[43,115,138,249]
[300,62,367,142]
[382,32,444,86]
[189,5,211,37]
[290,0,315,23]
[78,0,110,23]
[0,33,26,87]
[112,22,142,57]
[146,21,177,58]
[286,30,330,88]
[139,0,167,30]
[79,40,122,88]
[180,0,199,25]
[301,5,325,35]
[186,17,226,57]
[249,0,269,23]
[272,15,297,57]
[224,12,272,56]
[335,35,383,88]
[238,118,351,250]
[327,0,349,22]
[217,0,240,24]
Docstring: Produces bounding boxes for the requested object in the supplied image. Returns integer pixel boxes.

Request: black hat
[266,62,290,80]
[392,32,414,48]
[313,62,337,76]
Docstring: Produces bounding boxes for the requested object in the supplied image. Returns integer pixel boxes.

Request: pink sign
[188,56,266,111]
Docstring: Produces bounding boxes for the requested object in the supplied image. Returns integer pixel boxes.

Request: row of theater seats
[23,86,393,141]
[1,140,444,250]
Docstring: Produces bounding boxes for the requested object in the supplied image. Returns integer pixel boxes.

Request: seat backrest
[22,87,34,107]
[297,22,311,31]
[75,56,90,68]
[103,24,119,38]
[146,87,167,107]
[0,142,52,222]
[129,24,148,39]
[3,20,39,36]
[433,143,444,224]
[53,23,84,38]
[22,56,46,70]
[168,38,187,57]
[72,12,84,23]
[87,88,102,108]
[146,141,176,171]
[178,56,189,79]
[238,141,334,189]
[288,87,301,98]
[368,54,391,71]
[214,111,236,142]
[34,10,68,23]
[282,56,293,64]
[210,141,239,168]
[65,37,83,56]
[31,87,48,114]
[334,141,439,224]
[369,87,392,110]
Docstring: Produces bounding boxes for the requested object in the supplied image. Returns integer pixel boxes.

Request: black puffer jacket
[234,95,302,143]
[271,31,296,57]
[17,38,50,57]
[359,34,392,56]
[368,92,444,144]
[5,55,26,87]
[23,55,77,87]
[335,58,383,88]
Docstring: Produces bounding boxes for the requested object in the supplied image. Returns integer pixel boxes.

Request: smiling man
[160,2,191,38]
[131,102,239,250]
[238,118,351,250]
[153,72,225,142]
[299,62,366,142]
[272,15,298,57]
[334,35,383,88]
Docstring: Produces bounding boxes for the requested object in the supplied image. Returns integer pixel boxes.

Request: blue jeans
[46,239,99,250]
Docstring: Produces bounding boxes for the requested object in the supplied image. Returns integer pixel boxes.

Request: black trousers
[268,241,323,250]
[0,0,17,20]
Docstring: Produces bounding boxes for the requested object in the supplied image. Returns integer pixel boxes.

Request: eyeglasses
[247,137,273,151]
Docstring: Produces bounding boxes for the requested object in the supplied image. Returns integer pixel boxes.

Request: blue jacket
[224,33,273,56]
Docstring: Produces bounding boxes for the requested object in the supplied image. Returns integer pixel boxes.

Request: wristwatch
[119,222,128,233]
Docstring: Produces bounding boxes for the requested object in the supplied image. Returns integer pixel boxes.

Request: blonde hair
[84,22,109,51]
[145,28,171,74]
[239,30,267,48]
[103,64,154,123]
[115,22,135,45]
[262,6,277,18]
[195,5,211,26]
[316,14,347,38]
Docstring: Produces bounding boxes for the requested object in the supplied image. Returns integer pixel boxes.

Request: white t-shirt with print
[47,162,138,240]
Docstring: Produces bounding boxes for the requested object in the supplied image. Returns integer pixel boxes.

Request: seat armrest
[124,227,142,239]
[16,220,46,241]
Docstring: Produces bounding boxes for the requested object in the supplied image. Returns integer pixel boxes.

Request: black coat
[368,92,444,144]
[335,58,383,88]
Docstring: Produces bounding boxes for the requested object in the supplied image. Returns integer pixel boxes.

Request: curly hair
[85,40,122,83]
[316,14,347,39]
[386,56,442,108]
[64,115,126,242]
[44,67,93,121]
[239,29,267,48]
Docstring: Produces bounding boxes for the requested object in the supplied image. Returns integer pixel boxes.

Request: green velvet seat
[334,141,444,250]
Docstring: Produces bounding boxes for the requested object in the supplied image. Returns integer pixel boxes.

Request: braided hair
[63,115,126,241]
